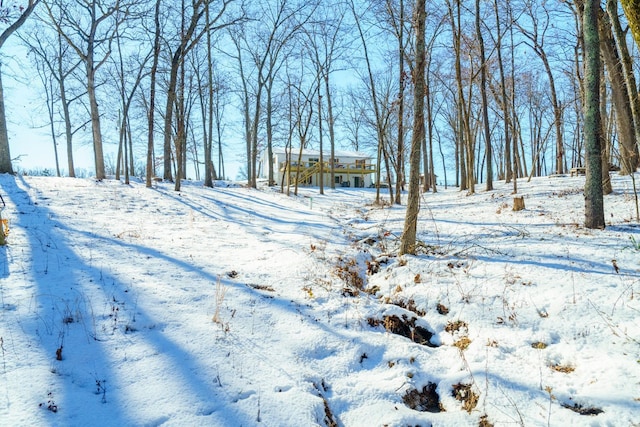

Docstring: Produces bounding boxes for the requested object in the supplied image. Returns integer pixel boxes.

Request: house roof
[271,147,372,159]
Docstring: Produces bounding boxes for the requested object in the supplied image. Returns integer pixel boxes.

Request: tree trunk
[399,0,425,256]
[394,0,405,205]
[0,65,13,174]
[584,0,605,229]
[174,46,186,192]
[57,32,75,178]
[163,50,181,182]
[495,0,511,185]
[249,88,262,188]
[607,0,640,169]
[204,0,215,188]
[325,74,336,190]
[267,77,275,187]
[542,55,564,175]
[599,68,613,194]
[598,6,638,174]
[318,83,324,194]
[146,0,161,188]
[86,57,106,180]
[476,0,493,191]
[620,0,640,48]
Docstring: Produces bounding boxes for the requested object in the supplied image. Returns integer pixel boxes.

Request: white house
[261,147,377,188]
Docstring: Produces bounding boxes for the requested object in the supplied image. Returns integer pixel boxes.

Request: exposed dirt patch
[403,382,442,413]
[246,283,275,292]
[393,298,426,317]
[561,402,604,416]
[368,315,438,347]
[436,303,449,315]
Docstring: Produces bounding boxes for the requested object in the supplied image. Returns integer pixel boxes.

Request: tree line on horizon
[0,0,637,240]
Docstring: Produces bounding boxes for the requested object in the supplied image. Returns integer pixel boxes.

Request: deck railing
[279,161,376,173]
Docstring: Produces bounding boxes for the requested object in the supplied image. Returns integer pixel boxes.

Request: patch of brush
[452,383,478,413]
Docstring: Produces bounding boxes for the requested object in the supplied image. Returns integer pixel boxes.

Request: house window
[355,159,366,168]
[308,157,319,165]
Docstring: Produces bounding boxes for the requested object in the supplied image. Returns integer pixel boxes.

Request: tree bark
[476,0,493,191]
[607,0,640,169]
[204,0,215,188]
[393,0,405,205]
[494,0,511,184]
[0,65,12,174]
[620,0,640,47]
[598,7,638,174]
[584,0,605,229]
[57,33,76,178]
[86,54,106,180]
[146,0,161,188]
[399,0,425,256]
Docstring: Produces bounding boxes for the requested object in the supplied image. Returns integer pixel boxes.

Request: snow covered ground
[0,172,638,426]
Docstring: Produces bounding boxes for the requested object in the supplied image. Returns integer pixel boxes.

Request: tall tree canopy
[0,0,40,174]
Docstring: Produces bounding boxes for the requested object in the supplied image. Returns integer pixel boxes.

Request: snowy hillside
[0,173,638,426]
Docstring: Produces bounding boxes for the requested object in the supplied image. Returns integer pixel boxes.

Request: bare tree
[517,2,566,175]
[606,0,640,171]
[0,0,41,174]
[145,0,161,188]
[476,0,492,191]
[349,0,394,204]
[21,17,84,177]
[379,0,409,204]
[111,11,152,184]
[583,0,605,229]
[203,0,217,187]
[160,0,241,190]
[399,0,425,255]
[304,2,348,191]
[236,0,315,189]
[34,55,60,176]
[43,0,136,180]
[285,58,316,196]
[490,0,513,187]
[597,4,638,174]
[447,0,474,193]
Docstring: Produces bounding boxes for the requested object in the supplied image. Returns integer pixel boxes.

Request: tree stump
[513,196,525,211]
[0,214,6,246]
